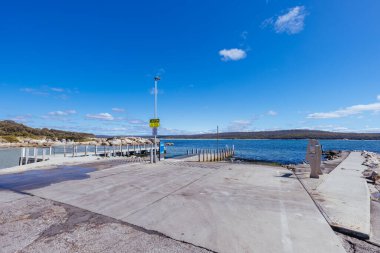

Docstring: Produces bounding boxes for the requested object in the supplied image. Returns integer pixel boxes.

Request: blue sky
[1,0,380,135]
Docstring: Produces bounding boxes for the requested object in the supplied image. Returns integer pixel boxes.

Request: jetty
[18,144,161,166]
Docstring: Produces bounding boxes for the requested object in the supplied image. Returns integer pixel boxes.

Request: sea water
[1,139,380,169]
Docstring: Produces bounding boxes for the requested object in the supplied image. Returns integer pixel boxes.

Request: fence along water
[186,145,235,162]
[18,144,161,166]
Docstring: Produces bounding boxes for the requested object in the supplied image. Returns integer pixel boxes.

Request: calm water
[1,139,380,169]
[163,139,380,164]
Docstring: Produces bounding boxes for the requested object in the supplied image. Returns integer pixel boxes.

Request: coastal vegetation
[161,129,380,140]
[0,120,154,147]
[0,120,94,142]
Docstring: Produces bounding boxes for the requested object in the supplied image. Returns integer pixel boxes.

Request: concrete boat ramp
[313,152,371,239]
[0,159,347,253]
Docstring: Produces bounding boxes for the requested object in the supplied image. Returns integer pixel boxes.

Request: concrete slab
[314,152,371,239]
[0,193,211,253]
[124,164,346,253]
[27,163,217,219]
[369,200,380,246]
[2,161,346,253]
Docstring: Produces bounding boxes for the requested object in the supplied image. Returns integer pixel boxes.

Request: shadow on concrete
[0,166,95,192]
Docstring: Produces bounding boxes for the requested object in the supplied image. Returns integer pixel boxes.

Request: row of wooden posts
[19,144,160,166]
[186,146,235,162]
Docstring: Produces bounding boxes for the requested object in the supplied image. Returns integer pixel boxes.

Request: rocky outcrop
[362,151,380,184]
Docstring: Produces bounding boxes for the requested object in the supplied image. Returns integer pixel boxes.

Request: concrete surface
[314,152,371,239]
[0,155,146,175]
[0,190,211,253]
[370,200,380,246]
[2,161,347,253]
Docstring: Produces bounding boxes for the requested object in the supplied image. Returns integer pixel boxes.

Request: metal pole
[153,76,160,163]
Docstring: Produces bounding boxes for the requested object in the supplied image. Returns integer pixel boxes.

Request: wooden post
[23,148,28,164]
[150,147,153,163]
[72,145,75,157]
[19,148,25,165]
[120,144,123,156]
[64,144,66,157]
[33,148,37,163]
[198,152,201,162]
[95,145,98,156]
[127,145,129,156]
[85,146,88,156]
[42,148,46,161]
[113,146,115,157]
[49,146,52,156]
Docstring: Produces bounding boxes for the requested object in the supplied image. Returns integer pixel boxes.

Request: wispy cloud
[267,110,278,116]
[10,114,33,123]
[112,108,125,113]
[227,120,252,132]
[128,119,146,125]
[377,94,380,101]
[48,110,77,116]
[219,48,247,61]
[50,87,65,92]
[263,6,307,35]
[308,102,380,119]
[20,86,76,99]
[86,113,114,121]
[240,31,248,40]
[20,88,49,96]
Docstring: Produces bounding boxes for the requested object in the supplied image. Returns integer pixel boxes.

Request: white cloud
[267,110,278,116]
[86,113,114,121]
[377,94,380,101]
[307,102,380,119]
[129,119,146,125]
[263,6,307,35]
[227,120,252,132]
[219,48,247,61]
[50,87,65,92]
[20,88,49,96]
[48,110,76,116]
[112,108,125,112]
[10,114,33,123]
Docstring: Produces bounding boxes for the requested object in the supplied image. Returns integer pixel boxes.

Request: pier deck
[0,160,346,253]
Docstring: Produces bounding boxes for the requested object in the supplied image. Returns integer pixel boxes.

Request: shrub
[2,135,19,143]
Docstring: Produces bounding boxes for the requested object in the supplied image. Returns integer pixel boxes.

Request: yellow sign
[149,118,160,128]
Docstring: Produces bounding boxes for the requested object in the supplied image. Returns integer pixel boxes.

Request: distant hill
[160,129,380,140]
[0,120,95,142]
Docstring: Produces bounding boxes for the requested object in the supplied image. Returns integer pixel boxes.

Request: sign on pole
[149,118,160,128]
